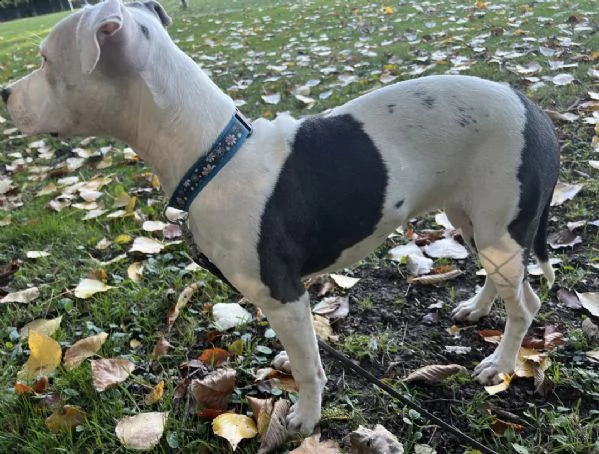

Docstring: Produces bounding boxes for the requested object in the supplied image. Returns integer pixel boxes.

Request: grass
[1,0,599,453]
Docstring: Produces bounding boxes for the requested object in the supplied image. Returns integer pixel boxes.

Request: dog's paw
[451,297,491,322]
[286,401,320,436]
[473,354,511,385]
[272,350,292,374]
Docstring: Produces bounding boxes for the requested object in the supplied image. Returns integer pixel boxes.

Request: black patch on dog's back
[258,114,388,303]
[508,91,559,255]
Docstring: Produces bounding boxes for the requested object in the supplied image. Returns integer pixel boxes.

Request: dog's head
[2,0,172,138]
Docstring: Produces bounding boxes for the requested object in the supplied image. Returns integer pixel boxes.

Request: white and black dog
[2,0,559,435]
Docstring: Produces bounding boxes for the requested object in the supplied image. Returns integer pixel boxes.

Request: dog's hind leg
[446,207,498,322]
[471,233,540,384]
[260,291,326,434]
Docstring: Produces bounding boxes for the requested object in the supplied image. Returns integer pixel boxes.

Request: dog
[2,0,560,435]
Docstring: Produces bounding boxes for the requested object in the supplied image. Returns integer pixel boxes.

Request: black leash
[317,339,497,454]
[179,222,497,454]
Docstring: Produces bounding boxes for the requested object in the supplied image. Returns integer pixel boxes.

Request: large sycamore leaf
[74,278,114,299]
[91,358,135,391]
[116,412,168,450]
[46,405,86,433]
[212,413,258,451]
[1,287,40,304]
[18,331,62,381]
[190,368,236,410]
[19,316,63,339]
[63,332,109,370]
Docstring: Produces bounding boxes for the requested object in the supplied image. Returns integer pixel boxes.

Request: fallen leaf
[478,329,503,344]
[115,412,168,450]
[313,314,333,340]
[19,316,63,339]
[213,413,258,451]
[91,358,135,391]
[46,405,86,433]
[73,278,114,299]
[142,220,167,232]
[152,336,172,360]
[261,93,281,105]
[407,269,462,285]
[313,296,349,319]
[347,424,403,453]
[389,242,423,261]
[586,349,599,361]
[26,251,51,259]
[484,374,512,395]
[557,288,582,309]
[1,287,40,304]
[32,375,49,394]
[490,418,525,436]
[576,291,599,317]
[190,368,236,410]
[63,332,109,369]
[127,262,144,282]
[290,434,341,453]
[403,364,468,383]
[582,318,599,339]
[406,254,434,275]
[329,274,360,289]
[167,283,198,330]
[199,347,230,368]
[256,399,291,454]
[246,396,272,435]
[18,331,62,380]
[550,181,584,206]
[550,73,575,85]
[144,381,165,405]
[15,383,35,394]
[129,236,165,254]
[422,238,468,259]
[212,302,252,331]
[548,229,582,249]
[445,345,471,355]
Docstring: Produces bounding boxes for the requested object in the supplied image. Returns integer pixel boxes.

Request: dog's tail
[532,197,555,288]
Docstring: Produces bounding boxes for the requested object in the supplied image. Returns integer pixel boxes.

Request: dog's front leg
[260,291,326,434]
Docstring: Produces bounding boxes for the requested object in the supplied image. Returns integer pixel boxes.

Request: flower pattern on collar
[169,112,252,212]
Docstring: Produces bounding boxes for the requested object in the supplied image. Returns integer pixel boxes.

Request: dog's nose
[1,87,11,104]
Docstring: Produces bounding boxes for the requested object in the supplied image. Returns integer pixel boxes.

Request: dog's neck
[110,46,237,198]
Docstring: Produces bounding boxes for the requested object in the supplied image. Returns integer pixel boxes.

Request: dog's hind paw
[286,401,320,436]
[473,355,509,385]
[272,350,292,374]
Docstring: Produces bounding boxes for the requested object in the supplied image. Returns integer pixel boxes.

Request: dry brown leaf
[347,424,404,453]
[63,332,109,370]
[290,434,342,454]
[407,269,462,285]
[199,347,230,368]
[46,405,86,433]
[1,287,40,304]
[490,418,525,436]
[212,413,258,451]
[91,358,135,391]
[246,396,273,435]
[152,335,172,360]
[478,329,503,344]
[403,364,468,384]
[557,288,582,309]
[167,283,198,330]
[115,412,168,450]
[190,368,236,410]
[256,399,291,454]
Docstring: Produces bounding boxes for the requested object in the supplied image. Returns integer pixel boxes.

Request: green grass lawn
[1,0,598,453]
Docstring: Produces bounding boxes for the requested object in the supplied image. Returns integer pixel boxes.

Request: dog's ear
[77,0,125,74]
[142,0,172,28]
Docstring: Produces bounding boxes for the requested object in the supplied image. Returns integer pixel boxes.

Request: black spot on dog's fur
[508,90,560,262]
[422,95,435,109]
[258,114,388,303]
[140,24,150,39]
[387,104,396,114]
[395,199,404,209]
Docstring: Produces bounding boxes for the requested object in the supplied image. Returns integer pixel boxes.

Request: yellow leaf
[144,381,165,405]
[212,413,257,451]
[115,234,133,244]
[313,314,333,341]
[127,262,144,282]
[167,283,198,330]
[46,405,86,433]
[116,412,168,450]
[63,332,109,370]
[74,278,114,299]
[125,195,137,213]
[19,316,63,339]
[484,373,512,395]
[228,339,244,356]
[18,331,62,381]
[383,6,393,14]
